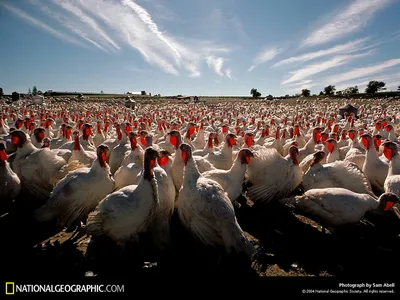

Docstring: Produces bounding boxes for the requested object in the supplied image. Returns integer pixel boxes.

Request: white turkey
[246,146,302,204]
[119,132,144,167]
[361,133,389,194]
[177,143,255,258]
[383,141,400,198]
[79,123,96,152]
[201,133,237,170]
[68,130,96,167]
[10,130,84,202]
[344,129,366,169]
[85,147,161,248]
[31,127,45,148]
[279,188,400,235]
[303,151,375,197]
[34,145,115,237]
[109,123,131,175]
[202,148,254,208]
[93,121,105,148]
[192,132,215,157]
[0,141,21,213]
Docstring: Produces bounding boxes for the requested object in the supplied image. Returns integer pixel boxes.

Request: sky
[0,0,400,96]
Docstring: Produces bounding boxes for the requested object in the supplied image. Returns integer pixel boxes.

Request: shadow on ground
[235,186,400,277]
[1,188,399,278]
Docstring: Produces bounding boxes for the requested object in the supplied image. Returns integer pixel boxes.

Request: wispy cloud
[124,65,152,73]
[225,68,232,79]
[248,47,282,72]
[286,80,314,87]
[229,14,249,42]
[273,37,369,67]
[281,50,375,85]
[202,7,249,43]
[385,80,400,90]
[335,72,400,91]
[361,30,400,51]
[27,0,109,52]
[122,0,182,63]
[80,0,232,77]
[324,58,400,84]
[136,0,178,22]
[53,0,120,51]
[21,0,233,77]
[206,56,225,77]
[0,2,84,47]
[286,80,320,94]
[287,86,319,95]
[303,0,392,47]
[299,82,319,89]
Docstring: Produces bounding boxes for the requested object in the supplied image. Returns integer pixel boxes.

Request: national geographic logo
[5,282,14,295]
[5,282,124,294]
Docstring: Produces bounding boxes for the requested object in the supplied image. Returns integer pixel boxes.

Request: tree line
[300,81,397,98]
[1,82,400,100]
[249,81,400,99]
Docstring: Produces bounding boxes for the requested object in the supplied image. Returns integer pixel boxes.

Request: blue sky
[0,0,400,96]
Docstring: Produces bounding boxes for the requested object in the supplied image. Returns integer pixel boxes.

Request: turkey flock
[1,97,400,276]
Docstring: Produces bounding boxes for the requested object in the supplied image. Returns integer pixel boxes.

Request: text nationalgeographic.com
[5,282,124,294]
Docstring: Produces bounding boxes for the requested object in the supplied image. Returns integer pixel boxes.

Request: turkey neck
[183,157,201,185]
[388,155,400,176]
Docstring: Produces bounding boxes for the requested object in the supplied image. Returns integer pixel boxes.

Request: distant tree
[319,91,324,96]
[397,85,400,91]
[37,90,43,95]
[301,89,310,97]
[336,90,343,96]
[0,87,3,97]
[365,81,386,95]
[351,86,359,94]
[312,94,317,96]
[285,94,290,98]
[324,85,336,96]
[12,91,19,102]
[250,88,261,98]
[343,86,359,95]
[28,88,31,95]
[32,86,38,96]
[141,91,147,95]
[101,90,104,94]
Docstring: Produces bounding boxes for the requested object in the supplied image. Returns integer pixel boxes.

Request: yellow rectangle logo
[5,282,14,295]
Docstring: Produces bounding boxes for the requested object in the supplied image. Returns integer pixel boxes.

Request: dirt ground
[1,185,399,281]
